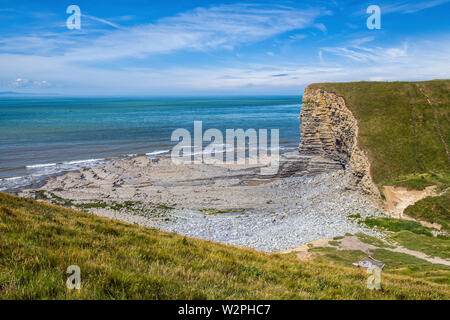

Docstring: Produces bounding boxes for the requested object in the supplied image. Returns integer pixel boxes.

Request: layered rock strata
[280,87,379,197]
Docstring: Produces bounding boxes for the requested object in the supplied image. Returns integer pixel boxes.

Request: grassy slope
[1,192,448,299]
[312,222,450,286]
[312,243,450,286]
[405,190,450,232]
[358,217,450,261]
[309,80,449,228]
[309,80,449,187]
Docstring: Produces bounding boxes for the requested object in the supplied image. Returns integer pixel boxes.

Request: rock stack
[279,87,379,197]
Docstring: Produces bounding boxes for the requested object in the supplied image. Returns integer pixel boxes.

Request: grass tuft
[362,217,433,237]
[1,192,448,299]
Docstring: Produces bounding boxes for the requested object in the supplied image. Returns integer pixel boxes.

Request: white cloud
[289,33,307,40]
[82,14,123,29]
[321,41,408,63]
[1,36,448,95]
[314,23,327,33]
[10,77,50,89]
[0,4,325,63]
[381,0,450,14]
[0,3,449,95]
[12,78,28,87]
[67,4,322,61]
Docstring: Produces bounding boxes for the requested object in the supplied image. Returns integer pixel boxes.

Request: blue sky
[0,0,449,95]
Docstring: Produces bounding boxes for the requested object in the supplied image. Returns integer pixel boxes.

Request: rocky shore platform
[18,152,384,252]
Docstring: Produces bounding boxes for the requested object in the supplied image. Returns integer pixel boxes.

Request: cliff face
[295,87,379,197]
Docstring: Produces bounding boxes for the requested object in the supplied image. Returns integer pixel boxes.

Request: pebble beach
[17,153,384,252]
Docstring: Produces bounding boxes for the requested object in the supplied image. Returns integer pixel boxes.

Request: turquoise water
[0,96,301,190]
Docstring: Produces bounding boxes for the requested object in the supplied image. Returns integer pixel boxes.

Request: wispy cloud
[67,4,324,61]
[380,0,450,14]
[10,77,50,89]
[0,2,448,95]
[314,23,327,33]
[0,3,325,63]
[289,33,308,40]
[321,40,408,63]
[1,36,448,95]
[352,0,450,16]
[82,14,123,29]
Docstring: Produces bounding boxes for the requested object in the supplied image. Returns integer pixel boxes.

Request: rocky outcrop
[280,87,379,197]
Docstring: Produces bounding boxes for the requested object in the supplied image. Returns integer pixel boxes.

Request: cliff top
[307,80,450,190]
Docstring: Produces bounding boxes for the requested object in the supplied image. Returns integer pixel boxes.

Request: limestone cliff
[280,87,379,198]
[301,87,380,196]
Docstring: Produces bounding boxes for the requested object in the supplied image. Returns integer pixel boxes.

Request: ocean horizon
[0,96,301,190]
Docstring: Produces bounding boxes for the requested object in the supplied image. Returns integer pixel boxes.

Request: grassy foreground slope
[309,80,449,229]
[0,192,448,299]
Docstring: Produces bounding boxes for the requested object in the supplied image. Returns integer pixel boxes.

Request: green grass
[199,208,239,215]
[309,80,450,187]
[371,249,450,285]
[362,217,433,236]
[309,80,450,232]
[309,247,368,268]
[360,217,449,259]
[311,245,450,286]
[33,191,176,222]
[389,231,450,260]
[355,233,395,249]
[76,202,109,209]
[404,191,450,232]
[1,192,449,299]
[309,240,450,286]
[385,172,450,191]
[309,217,450,286]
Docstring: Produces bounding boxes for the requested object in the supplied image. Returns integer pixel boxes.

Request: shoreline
[15,151,385,252]
[0,146,298,192]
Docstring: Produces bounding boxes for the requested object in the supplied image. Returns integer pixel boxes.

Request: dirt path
[389,246,450,266]
[282,235,450,266]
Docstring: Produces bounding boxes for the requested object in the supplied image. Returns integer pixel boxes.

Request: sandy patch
[383,185,437,218]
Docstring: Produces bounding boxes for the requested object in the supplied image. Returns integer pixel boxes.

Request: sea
[0,96,301,191]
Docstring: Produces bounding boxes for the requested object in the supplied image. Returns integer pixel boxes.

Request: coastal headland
[15,80,450,253]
